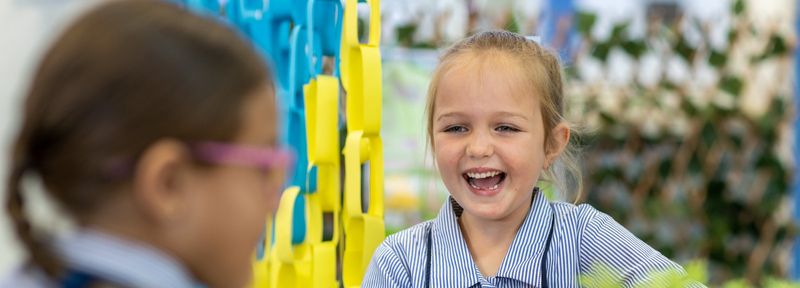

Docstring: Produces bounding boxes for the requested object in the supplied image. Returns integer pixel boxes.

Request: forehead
[435,51,540,115]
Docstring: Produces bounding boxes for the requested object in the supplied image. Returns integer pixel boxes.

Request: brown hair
[6,0,272,278]
[425,30,583,201]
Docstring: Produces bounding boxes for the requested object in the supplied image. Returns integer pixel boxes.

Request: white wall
[0,0,100,277]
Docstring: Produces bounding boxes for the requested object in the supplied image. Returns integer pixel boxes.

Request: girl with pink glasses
[2,1,291,287]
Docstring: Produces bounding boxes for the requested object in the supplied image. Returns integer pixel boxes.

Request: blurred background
[0,0,796,285]
[378,0,797,285]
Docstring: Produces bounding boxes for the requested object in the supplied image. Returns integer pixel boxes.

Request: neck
[457,195,533,277]
[82,193,164,251]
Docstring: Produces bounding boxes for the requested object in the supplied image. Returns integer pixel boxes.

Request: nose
[466,130,493,159]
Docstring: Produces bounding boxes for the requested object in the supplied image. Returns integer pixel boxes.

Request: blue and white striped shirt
[363,191,705,287]
[0,230,200,288]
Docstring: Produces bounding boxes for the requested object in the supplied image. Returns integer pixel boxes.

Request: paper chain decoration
[172,0,385,286]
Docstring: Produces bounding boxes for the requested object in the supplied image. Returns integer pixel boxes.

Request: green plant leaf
[622,40,647,59]
[728,29,739,43]
[576,11,597,36]
[681,97,699,116]
[610,22,630,44]
[674,37,696,61]
[660,80,677,91]
[709,49,728,68]
[732,0,745,16]
[505,14,520,33]
[756,97,785,134]
[723,279,753,288]
[580,263,622,288]
[763,277,800,288]
[719,76,743,96]
[684,260,709,284]
[396,24,417,47]
[591,42,612,61]
[761,35,789,60]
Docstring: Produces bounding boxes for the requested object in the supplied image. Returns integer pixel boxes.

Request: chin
[460,199,510,220]
[207,261,252,288]
[226,270,252,288]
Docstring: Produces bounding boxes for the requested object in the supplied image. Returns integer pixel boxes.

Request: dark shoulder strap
[540,204,556,288]
[425,222,433,288]
[60,269,99,288]
[425,196,555,288]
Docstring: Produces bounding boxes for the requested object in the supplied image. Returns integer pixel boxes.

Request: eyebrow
[436,111,529,121]
[436,112,462,121]
[495,111,529,121]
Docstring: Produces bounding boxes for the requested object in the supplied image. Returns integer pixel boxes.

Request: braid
[6,149,63,277]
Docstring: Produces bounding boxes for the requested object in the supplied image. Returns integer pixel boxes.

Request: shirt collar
[55,229,201,288]
[430,197,481,288]
[430,190,553,287]
[495,190,553,286]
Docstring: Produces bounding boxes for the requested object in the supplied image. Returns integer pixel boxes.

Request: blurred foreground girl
[2,1,290,287]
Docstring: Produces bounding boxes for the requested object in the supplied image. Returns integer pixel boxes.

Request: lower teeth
[470,183,500,190]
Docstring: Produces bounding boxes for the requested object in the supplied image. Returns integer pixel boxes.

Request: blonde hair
[425,30,583,201]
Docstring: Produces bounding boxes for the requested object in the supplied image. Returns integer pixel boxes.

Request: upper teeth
[467,171,500,179]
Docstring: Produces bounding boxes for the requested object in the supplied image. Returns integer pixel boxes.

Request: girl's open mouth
[462,169,506,196]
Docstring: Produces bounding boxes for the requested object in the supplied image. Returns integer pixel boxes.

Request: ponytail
[6,150,62,277]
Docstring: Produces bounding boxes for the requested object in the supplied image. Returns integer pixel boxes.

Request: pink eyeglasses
[189,142,295,174]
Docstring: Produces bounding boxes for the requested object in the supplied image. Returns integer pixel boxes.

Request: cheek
[498,140,542,178]
[433,135,462,157]
[264,171,286,212]
[182,175,263,285]
[214,192,265,273]
[209,173,270,241]
[235,180,271,229]
[433,145,461,172]
[511,135,546,161]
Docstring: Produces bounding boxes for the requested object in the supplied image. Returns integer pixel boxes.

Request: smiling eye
[496,125,520,132]
[443,125,468,133]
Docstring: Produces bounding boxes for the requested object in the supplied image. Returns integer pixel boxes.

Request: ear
[545,122,570,168]
[131,139,192,224]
